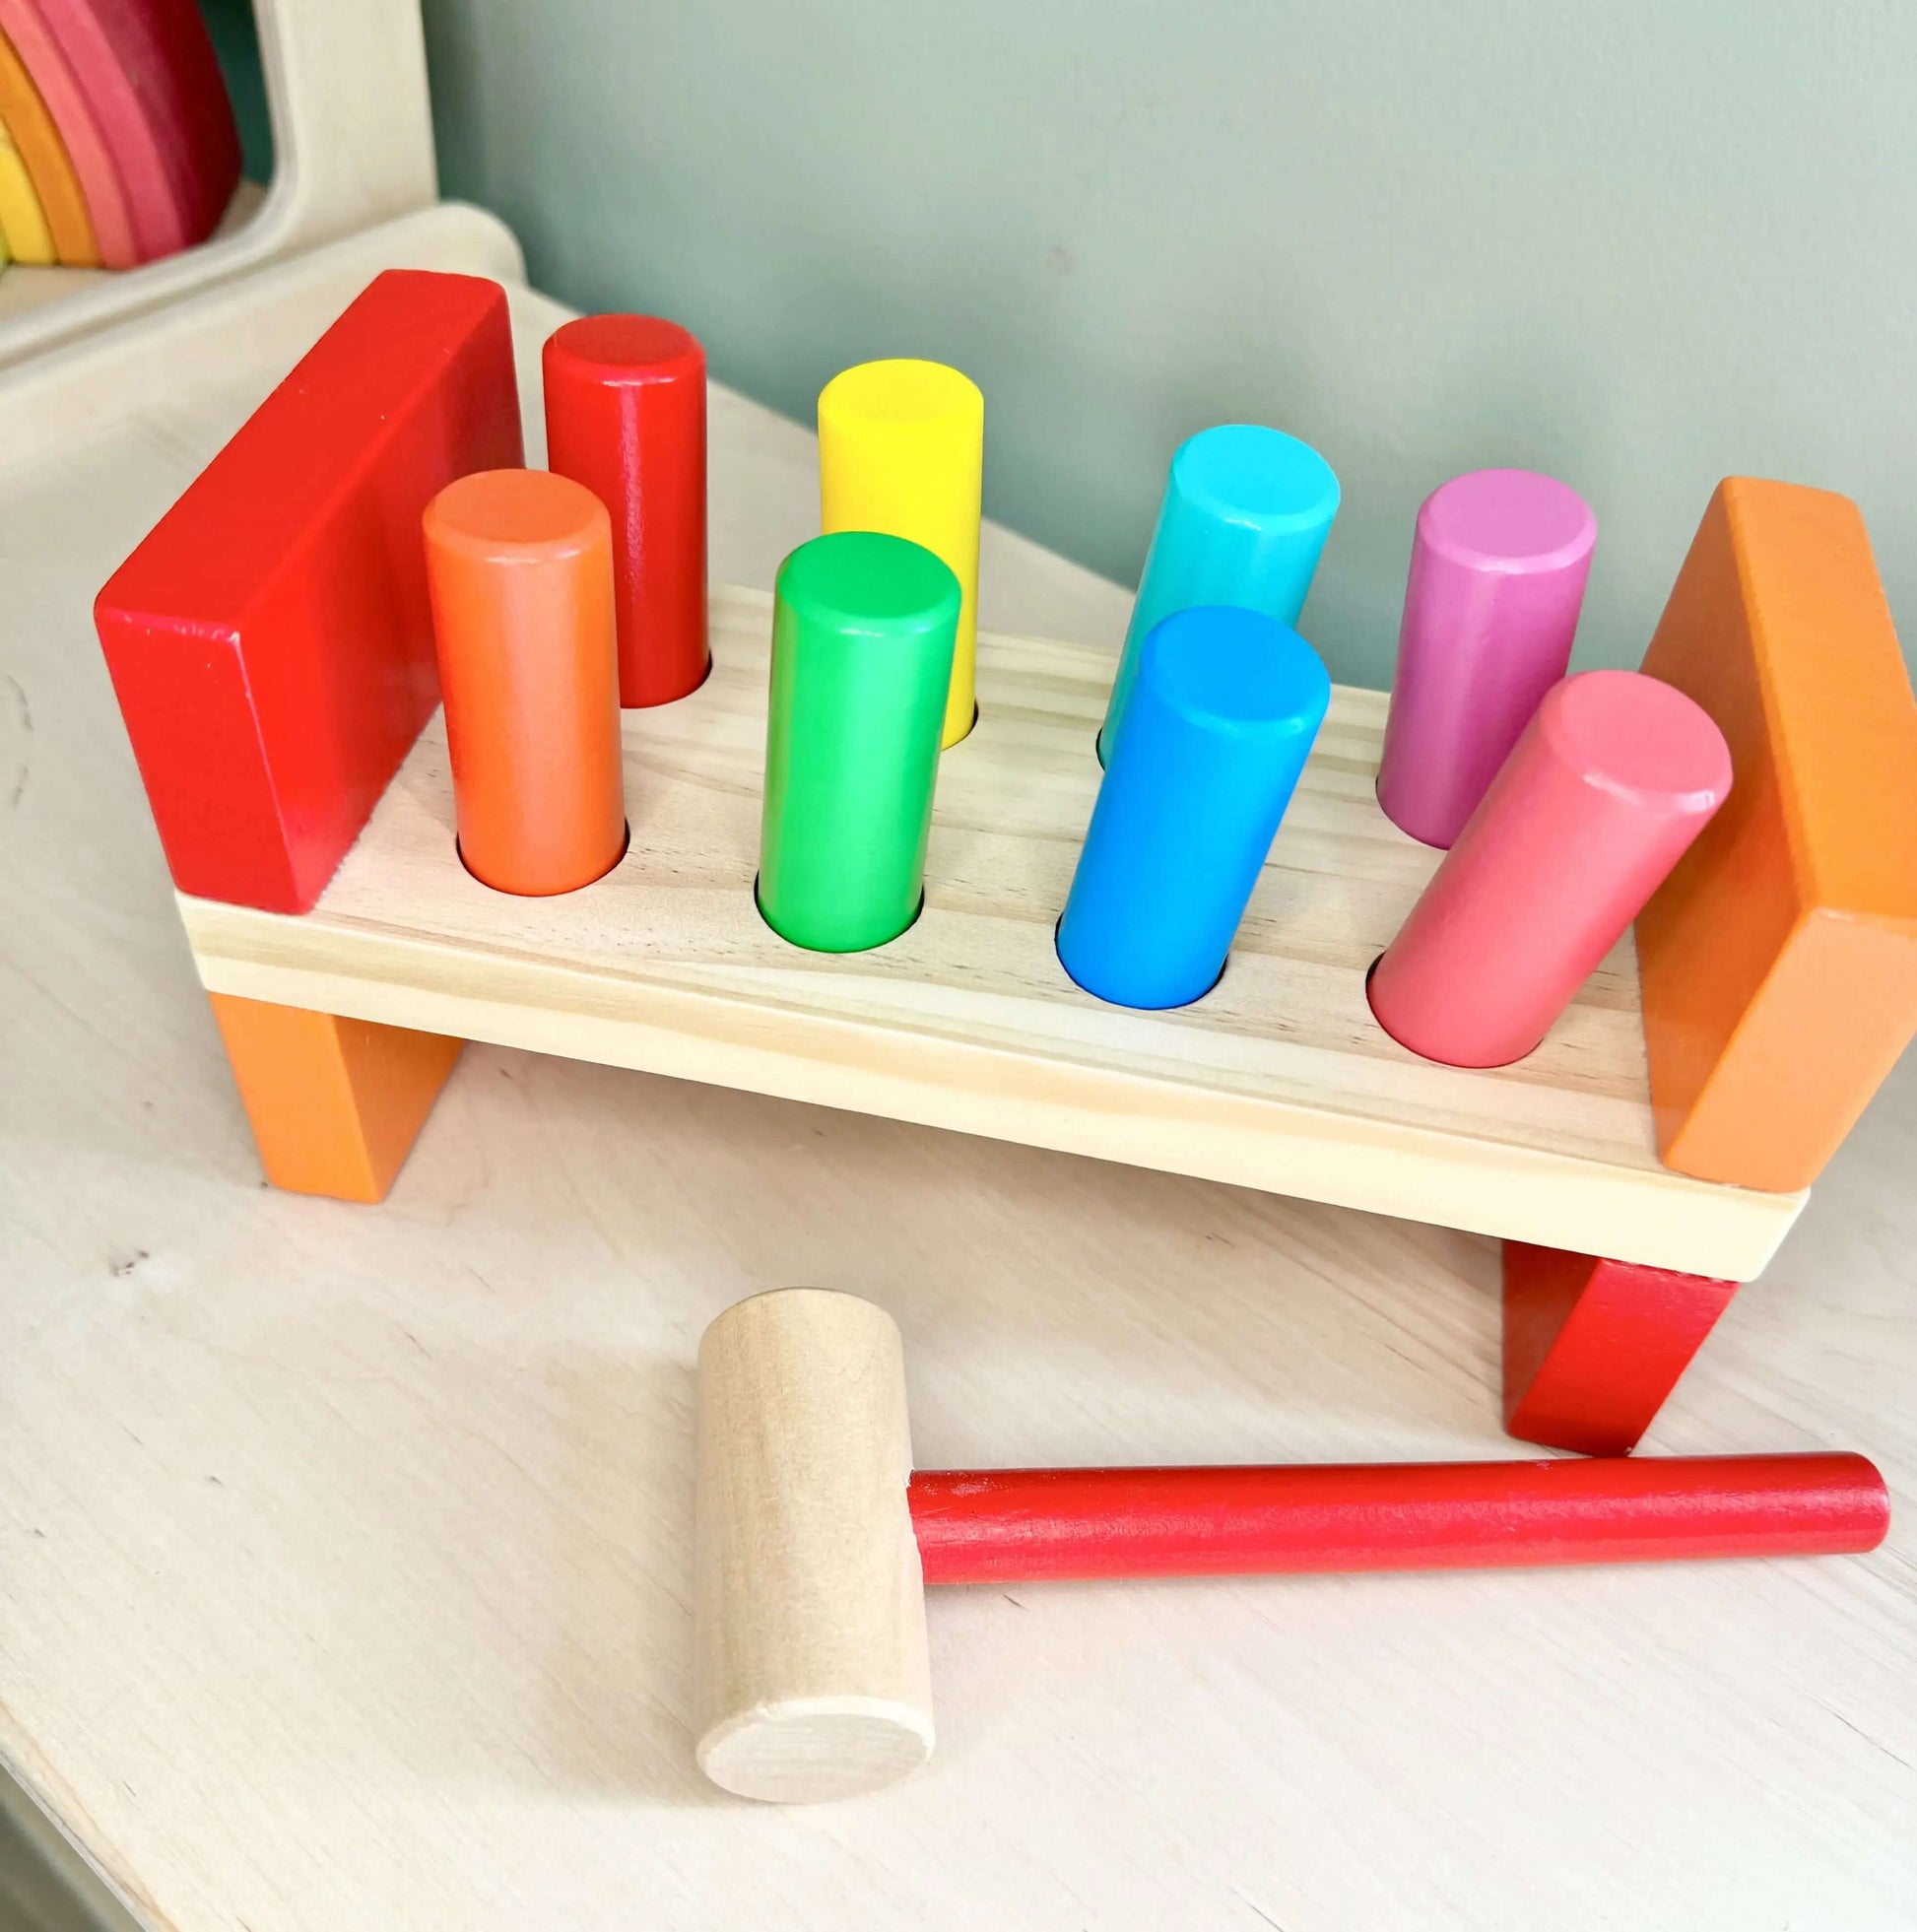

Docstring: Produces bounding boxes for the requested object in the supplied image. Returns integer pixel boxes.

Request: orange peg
[423,469,627,897]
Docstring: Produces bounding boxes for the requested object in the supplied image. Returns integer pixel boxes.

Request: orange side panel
[208,993,463,1204]
[1636,479,1917,1191]
[0,25,98,264]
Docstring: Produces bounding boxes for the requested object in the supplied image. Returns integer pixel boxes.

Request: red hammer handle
[907,1453,1888,1585]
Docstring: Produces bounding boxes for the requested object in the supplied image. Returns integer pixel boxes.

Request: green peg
[758,531,960,952]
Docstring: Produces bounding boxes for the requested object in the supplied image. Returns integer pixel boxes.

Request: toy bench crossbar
[178,582,1804,1279]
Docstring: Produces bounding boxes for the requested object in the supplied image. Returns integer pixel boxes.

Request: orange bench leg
[208,993,463,1204]
[1502,1241,1741,1457]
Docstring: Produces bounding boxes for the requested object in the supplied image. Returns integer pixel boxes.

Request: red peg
[542,314,708,708]
[1369,669,1731,1068]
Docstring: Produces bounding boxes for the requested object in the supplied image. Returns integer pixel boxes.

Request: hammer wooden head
[694,1288,932,1803]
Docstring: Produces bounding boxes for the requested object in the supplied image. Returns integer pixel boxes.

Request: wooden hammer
[694,1289,1888,1803]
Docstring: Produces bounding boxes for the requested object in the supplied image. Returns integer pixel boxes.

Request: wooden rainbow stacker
[88,244,1917,1466]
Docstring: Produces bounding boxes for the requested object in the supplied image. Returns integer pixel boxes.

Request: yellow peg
[819,360,984,748]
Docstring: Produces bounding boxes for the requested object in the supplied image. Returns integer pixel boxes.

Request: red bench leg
[1502,1241,1741,1456]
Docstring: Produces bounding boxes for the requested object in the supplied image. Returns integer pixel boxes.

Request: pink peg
[1368,670,1731,1069]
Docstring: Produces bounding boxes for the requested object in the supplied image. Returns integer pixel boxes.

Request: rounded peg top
[819,358,984,437]
[1539,664,1733,813]
[776,526,962,637]
[1417,467,1597,576]
[424,466,610,563]
[543,312,704,387]
[1144,600,1332,743]
[1173,423,1341,536]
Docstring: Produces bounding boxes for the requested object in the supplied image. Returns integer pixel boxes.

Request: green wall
[199,0,273,183]
[421,0,1916,687]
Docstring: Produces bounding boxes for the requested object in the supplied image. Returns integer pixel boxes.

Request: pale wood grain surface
[1,211,1913,1932]
[181,581,1797,1281]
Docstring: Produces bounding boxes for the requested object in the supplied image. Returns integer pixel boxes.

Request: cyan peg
[1098,425,1338,763]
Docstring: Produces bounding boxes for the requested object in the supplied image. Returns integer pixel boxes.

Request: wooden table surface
[2,211,1913,1931]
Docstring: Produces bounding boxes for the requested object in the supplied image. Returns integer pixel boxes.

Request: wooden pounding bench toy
[92,265,1917,1473]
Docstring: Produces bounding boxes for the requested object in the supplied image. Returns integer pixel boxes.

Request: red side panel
[96,270,523,912]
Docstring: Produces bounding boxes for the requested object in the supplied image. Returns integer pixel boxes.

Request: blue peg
[1061,604,1330,1010]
